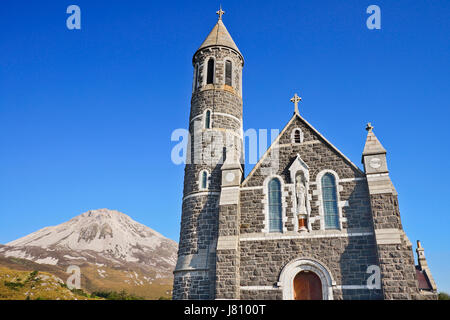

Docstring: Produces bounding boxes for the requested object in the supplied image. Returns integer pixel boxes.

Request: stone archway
[279,258,335,300]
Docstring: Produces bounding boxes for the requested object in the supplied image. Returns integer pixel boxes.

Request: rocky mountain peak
[3,209,177,265]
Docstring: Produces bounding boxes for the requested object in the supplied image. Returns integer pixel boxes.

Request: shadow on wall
[339,180,383,300]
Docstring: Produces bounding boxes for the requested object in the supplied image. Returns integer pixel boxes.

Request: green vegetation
[4,270,43,291]
[70,288,90,298]
[91,290,144,300]
[0,267,95,300]
[0,265,172,300]
[4,280,25,290]
[438,292,450,300]
[26,271,39,281]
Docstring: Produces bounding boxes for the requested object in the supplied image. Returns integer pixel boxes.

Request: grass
[0,267,98,300]
[0,256,174,300]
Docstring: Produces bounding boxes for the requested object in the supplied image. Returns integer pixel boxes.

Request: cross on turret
[216,6,225,20]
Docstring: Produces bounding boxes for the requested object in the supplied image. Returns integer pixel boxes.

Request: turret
[173,8,244,300]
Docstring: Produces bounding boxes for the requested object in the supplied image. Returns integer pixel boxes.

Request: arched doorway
[293,271,323,300]
[279,258,335,300]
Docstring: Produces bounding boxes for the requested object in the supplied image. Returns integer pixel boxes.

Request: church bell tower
[173,8,244,300]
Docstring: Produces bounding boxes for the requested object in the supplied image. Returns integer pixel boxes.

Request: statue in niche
[295,171,308,232]
[295,172,307,215]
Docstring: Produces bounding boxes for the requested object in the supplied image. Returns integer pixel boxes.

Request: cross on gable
[290,93,302,114]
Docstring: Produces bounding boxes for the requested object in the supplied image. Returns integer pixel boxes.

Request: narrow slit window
[225,60,232,86]
[205,110,211,129]
[194,65,199,90]
[268,178,283,232]
[201,171,208,189]
[207,59,214,84]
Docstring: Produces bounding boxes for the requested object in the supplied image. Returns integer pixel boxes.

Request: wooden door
[293,271,323,300]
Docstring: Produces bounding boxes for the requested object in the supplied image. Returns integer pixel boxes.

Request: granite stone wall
[368,193,422,299]
[177,194,220,256]
[240,116,372,234]
[369,193,402,230]
[242,117,363,188]
[239,236,383,300]
[237,115,385,300]
[215,248,240,299]
[173,270,212,300]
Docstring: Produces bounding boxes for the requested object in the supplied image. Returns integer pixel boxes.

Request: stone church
[173,10,437,300]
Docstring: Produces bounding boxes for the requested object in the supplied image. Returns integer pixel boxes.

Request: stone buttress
[362,124,421,299]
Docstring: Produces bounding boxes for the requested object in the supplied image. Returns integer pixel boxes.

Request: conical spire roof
[197,19,241,56]
[363,125,387,156]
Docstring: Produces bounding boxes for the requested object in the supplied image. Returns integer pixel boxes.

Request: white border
[182,191,220,202]
[239,230,373,241]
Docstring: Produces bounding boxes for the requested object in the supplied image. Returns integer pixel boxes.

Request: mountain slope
[0,209,177,299]
[0,267,96,300]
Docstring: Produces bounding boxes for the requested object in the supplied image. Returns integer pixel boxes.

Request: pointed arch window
[207,58,215,84]
[225,60,232,86]
[321,173,339,229]
[268,178,283,232]
[205,110,211,129]
[200,170,209,190]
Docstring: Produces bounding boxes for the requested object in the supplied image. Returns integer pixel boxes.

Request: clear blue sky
[1,1,449,292]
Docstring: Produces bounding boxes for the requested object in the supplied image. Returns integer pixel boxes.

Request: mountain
[0,209,178,299]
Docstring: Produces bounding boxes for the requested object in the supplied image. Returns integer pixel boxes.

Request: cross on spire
[290,93,302,114]
[366,122,374,132]
[216,5,225,20]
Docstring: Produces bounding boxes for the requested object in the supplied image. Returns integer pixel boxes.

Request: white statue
[295,173,307,215]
